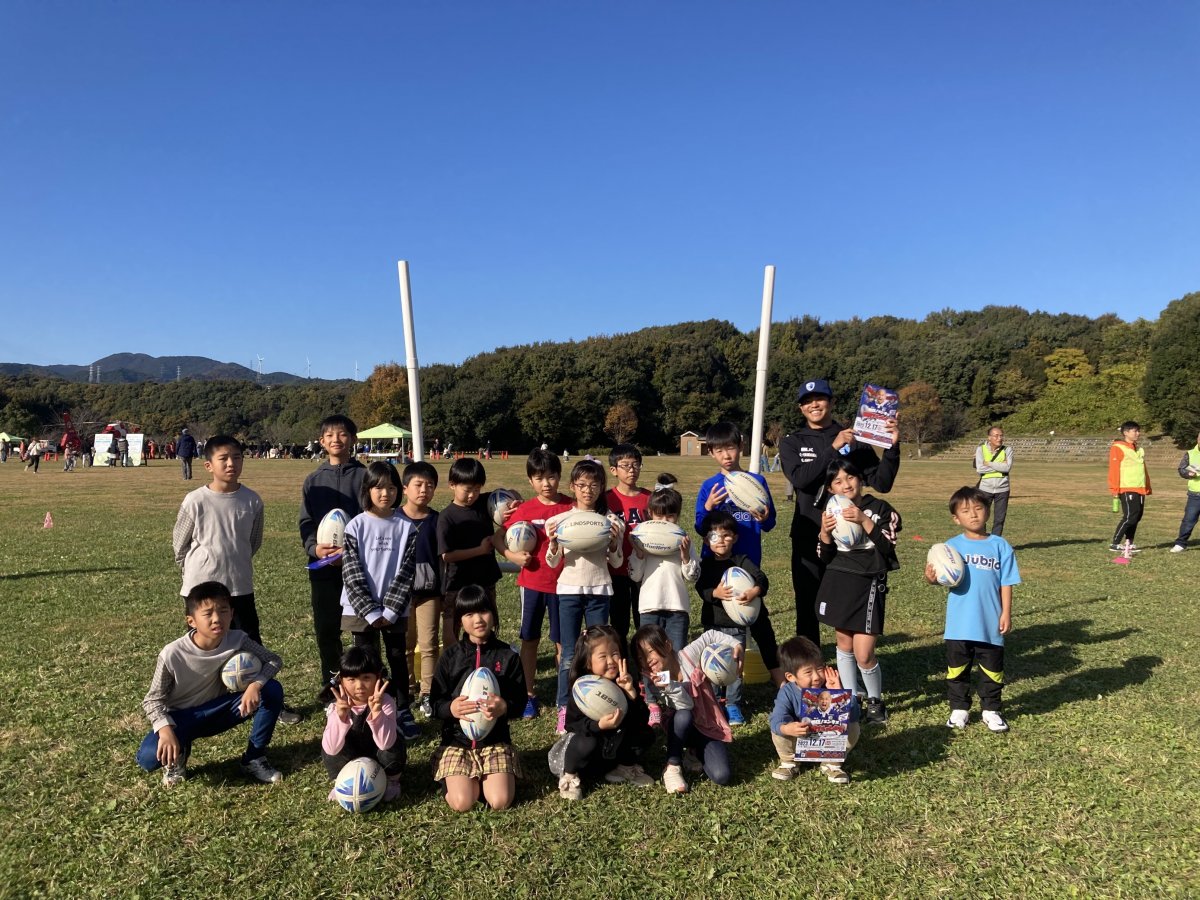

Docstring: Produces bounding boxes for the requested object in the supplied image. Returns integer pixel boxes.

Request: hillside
[0,352,304,385]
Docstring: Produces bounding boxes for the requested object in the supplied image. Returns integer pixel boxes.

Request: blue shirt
[944,533,1020,646]
[694,471,776,566]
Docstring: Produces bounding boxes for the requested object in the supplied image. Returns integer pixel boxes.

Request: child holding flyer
[769,636,860,784]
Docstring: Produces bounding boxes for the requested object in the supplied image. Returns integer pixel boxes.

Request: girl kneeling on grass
[816,458,902,726]
[633,624,742,794]
[556,624,655,800]
[429,585,527,812]
[320,644,403,803]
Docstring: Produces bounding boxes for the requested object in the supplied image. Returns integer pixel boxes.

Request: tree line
[4,293,1198,450]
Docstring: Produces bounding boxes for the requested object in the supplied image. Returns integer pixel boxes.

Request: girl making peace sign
[320,644,404,803]
[557,624,656,800]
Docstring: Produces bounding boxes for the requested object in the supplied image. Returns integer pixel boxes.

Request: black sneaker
[278,705,303,726]
[864,697,889,725]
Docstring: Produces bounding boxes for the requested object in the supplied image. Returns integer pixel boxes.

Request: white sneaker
[162,758,187,788]
[605,764,654,787]
[946,709,969,729]
[241,757,283,783]
[1171,544,1187,553]
[981,710,1009,733]
[558,772,582,801]
[662,763,688,794]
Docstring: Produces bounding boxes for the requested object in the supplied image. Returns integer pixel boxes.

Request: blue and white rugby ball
[459,666,501,740]
[334,757,385,813]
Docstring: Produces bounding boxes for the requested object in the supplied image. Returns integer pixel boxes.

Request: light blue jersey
[944,533,1020,646]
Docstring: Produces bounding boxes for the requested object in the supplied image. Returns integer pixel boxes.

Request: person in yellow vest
[975,427,1011,536]
[1108,421,1151,553]
[1170,431,1200,553]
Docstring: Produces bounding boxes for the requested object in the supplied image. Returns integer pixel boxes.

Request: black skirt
[815,569,888,635]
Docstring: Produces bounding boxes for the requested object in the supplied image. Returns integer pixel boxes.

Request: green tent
[0,432,27,444]
[357,423,412,458]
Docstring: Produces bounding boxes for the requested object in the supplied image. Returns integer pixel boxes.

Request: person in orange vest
[1108,421,1151,553]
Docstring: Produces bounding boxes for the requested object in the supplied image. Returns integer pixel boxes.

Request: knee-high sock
[859,662,882,699]
[836,649,859,694]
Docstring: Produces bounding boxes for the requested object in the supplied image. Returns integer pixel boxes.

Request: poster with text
[793,688,857,764]
[853,384,899,449]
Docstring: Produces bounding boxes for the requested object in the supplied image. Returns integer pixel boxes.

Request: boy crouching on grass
[925,486,1020,733]
[137,581,285,788]
[769,636,860,784]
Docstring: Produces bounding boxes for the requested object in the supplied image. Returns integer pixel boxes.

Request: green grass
[1,455,1198,898]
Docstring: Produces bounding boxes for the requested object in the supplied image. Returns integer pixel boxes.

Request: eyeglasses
[614,463,641,471]
[572,481,600,492]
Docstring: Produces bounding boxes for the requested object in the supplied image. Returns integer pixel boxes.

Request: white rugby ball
[333,757,386,813]
[221,651,262,692]
[825,495,865,550]
[459,666,501,741]
[719,565,761,625]
[504,520,538,553]
[571,675,629,722]
[554,511,613,553]
[488,489,523,527]
[317,508,349,548]
[700,643,739,687]
[632,520,687,556]
[927,542,966,587]
[723,471,770,516]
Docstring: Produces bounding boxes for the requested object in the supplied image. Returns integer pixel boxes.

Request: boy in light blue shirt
[926,486,1020,733]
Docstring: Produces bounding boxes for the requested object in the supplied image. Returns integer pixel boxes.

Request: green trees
[1144,291,1200,444]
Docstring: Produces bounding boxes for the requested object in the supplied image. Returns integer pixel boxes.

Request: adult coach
[1171,431,1200,553]
[176,428,197,480]
[780,378,900,645]
[975,426,1012,536]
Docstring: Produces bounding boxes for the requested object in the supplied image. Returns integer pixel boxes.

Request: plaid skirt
[431,743,523,782]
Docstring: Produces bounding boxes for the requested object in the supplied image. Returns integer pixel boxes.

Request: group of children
[138,414,1021,809]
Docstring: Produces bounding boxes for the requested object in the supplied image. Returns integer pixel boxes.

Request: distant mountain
[0,353,305,385]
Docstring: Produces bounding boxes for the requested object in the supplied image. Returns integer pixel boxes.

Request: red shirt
[507,495,573,593]
[605,488,651,576]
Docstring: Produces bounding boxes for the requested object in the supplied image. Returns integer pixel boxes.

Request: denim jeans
[556,593,610,707]
[667,707,731,785]
[1176,492,1200,546]
[136,679,284,770]
[713,625,748,705]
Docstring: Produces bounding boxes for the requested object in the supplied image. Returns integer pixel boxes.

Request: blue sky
[2,2,1197,380]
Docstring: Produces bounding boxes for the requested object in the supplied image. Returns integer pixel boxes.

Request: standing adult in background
[1170,430,1200,553]
[780,378,900,646]
[975,427,1012,536]
[1108,420,1150,553]
[176,428,198,480]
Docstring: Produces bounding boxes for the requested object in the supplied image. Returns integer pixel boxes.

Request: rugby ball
[333,757,386,813]
[554,511,613,553]
[459,666,501,741]
[317,508,349,548]
[927,542,966,588]
[825,495,865,550]
[723,471,770,517]
[632,520,687,556]
[700,643,739,687]
[488,489,523,527]
[571,675,629,722]
[221,652,262,692]
[720,565,761,625]
[504,520,538,553]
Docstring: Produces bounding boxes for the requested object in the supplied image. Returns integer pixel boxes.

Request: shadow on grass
[1008,537,1102,550]
[1009,655,1160,718]
[1,566,133,580]
[853,723,952,778]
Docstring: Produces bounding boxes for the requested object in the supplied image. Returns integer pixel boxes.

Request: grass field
[1,453,1197,898]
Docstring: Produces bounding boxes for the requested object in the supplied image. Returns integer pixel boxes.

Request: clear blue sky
[3,2,1197,380]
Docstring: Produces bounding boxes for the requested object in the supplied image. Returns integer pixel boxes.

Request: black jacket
[430,635,526,749]
[299,459,367,581]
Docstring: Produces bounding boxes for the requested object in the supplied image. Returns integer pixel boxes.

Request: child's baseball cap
[797,379,833,402]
